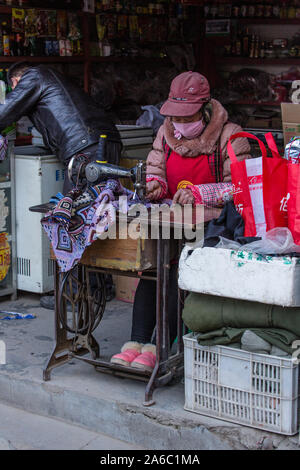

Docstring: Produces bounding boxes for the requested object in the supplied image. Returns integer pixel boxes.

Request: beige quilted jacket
[146,99,251,184]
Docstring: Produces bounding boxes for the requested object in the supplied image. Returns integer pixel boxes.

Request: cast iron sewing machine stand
[32,206,219,406]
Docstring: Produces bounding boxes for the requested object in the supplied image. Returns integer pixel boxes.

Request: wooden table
[41,205,220,406]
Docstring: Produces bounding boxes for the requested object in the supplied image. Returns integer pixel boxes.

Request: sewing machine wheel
[58,265,106,336]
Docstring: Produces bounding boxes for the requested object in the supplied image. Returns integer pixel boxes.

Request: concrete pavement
[0,292,299,450]
[0,402,145,450]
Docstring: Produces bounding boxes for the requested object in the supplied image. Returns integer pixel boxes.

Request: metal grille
[17,257,31,276]
[48,259,55,277]
[184,334,300,435]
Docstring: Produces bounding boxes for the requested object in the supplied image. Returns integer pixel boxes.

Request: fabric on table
[182,292,300,353]
[42,179,134,272]
[42,179,172,273]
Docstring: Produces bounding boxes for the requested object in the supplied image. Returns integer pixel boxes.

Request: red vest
[162,138,222,198]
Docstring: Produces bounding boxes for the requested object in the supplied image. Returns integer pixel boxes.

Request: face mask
[173,119,206,140]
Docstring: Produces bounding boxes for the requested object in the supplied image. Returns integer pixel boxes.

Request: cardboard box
[281,103,300,146]
[246,117,272,129]
[114,276,140,304]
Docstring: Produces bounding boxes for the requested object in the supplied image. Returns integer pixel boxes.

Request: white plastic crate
[183,333,300,435]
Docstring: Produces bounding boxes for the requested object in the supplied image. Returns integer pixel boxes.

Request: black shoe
[40,295,55,310]
[40,295,73,311]
[105,274,115,302]
[105,285,115,302]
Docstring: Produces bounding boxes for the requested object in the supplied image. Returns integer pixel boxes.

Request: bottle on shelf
[288,1,296,18]
[280,1,288,18]
[247,2,256,18]
[249,33,256,58]
[2,22,10,56]
[0,68,6,105]
[236,36,242,56]
[273,3,281,18]
[254,35,260,58]
[264,2,273,18]
[242,27,250,57]
[265,41,276,59]
[5,69,12,93]
[15,33,24,56]
[0,22,3,56]
[259,40,265,58]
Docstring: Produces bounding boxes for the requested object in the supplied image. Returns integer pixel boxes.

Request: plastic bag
[284,136,300,164]
[136,104,165,134]
[0,311,36,320]
[215,227,300,255]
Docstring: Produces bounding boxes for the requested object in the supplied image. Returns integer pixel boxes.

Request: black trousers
[131,263,179,346]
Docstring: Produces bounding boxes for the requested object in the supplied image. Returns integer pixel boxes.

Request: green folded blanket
[183,293,300,354]
[195,327,298,354]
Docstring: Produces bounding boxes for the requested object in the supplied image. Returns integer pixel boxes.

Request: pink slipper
[131,344,156,372]
[110,341,142,366]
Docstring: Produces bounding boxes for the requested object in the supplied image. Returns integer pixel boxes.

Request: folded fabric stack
[182,293,300,356]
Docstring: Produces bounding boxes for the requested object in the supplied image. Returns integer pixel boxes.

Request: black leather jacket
[0,65,121,163]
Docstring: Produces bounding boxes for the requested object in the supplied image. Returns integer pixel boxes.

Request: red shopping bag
[283,138,300,245]
[227,132,288,237]
[287,164,300,244]
[264,133,300,245]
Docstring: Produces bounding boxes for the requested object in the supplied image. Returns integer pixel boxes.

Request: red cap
[160,71,210,117]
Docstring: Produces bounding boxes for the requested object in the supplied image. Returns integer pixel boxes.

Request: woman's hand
[146,180,162,200]
[172,188,194,206]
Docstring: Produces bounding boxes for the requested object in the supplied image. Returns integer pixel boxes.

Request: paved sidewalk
[0,402,145,450]
[0,293,299,450]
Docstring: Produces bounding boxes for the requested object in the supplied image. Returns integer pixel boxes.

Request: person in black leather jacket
[2,62,119,307]
[1,62,122,193]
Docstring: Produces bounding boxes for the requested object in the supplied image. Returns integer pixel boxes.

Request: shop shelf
[200,17,300,25]
[0,56,85,63]
[235,18,300,25]
[218,57,300,65]
[231,100,283,106]
[0,5,84,14]
[90,56,169,63]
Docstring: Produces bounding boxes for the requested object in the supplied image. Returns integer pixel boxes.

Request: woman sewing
[111,71,251,371]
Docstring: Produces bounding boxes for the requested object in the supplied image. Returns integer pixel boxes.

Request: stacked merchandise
[91,0,198,58]
[213,67,300,132]
[202,1,300,19]
[179,130,300,434]
[0,6,83,57]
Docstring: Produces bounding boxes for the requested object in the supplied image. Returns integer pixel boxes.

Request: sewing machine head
[85,161,146,201]
[68,156,146,201]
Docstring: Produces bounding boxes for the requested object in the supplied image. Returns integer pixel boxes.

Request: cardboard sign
[0,232,10,282]
[281,103,300,147]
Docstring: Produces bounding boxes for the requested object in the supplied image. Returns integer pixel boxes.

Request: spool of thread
[96,134,107,162]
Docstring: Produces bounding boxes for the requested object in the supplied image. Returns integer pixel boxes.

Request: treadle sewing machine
[30,156,219,406]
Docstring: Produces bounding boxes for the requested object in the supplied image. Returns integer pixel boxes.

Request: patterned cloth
[187,182,233,207]
[0,135,8,161]
[42,179,172,272]
[42,179,135,272]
